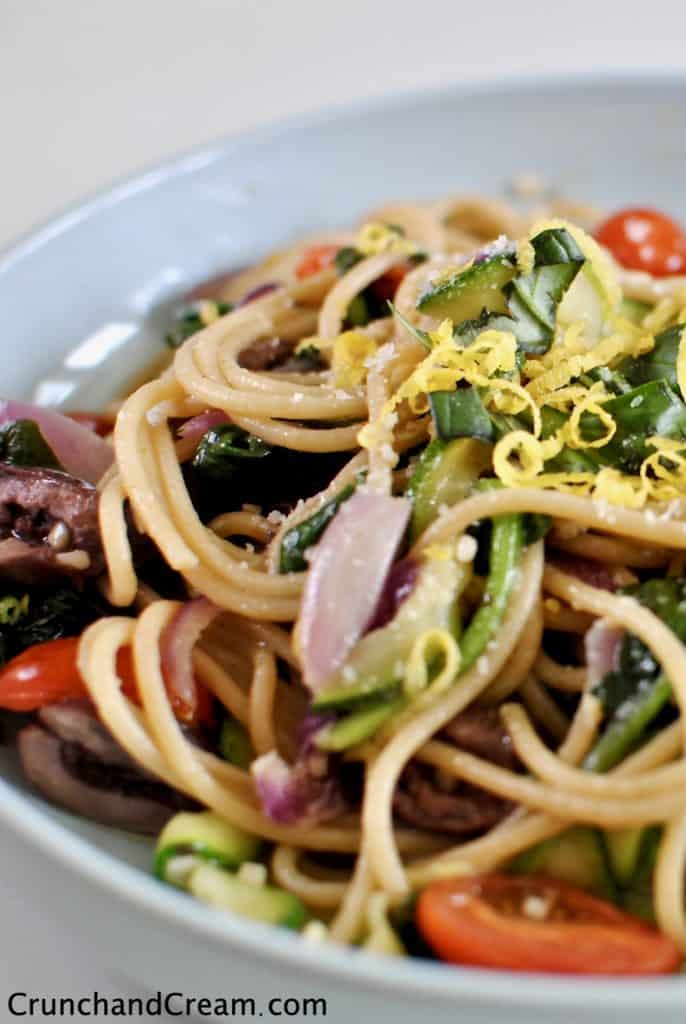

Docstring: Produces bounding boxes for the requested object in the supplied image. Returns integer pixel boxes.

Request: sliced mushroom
[0,465,104,583]
[441,707,518,771]
[19,702,195,834]
[238,336,295,371]
[38,701,135,769]
[18,727,180,834]
[393,763,512,836]
[393,707,517,837]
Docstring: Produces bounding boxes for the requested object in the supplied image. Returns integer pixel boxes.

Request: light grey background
[1,0,686,1011]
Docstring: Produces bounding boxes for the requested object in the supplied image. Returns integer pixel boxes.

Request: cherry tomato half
[595,208,686,277]
[0,637,91,711]
[295,244,340,279]
[416,874,681,975]
[0,636,213,726]
[369,261,412,302]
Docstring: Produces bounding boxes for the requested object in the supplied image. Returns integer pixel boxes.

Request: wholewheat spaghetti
[4,193,686,975]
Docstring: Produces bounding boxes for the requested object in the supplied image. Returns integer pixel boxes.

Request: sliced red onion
[552,555,619,592]
[585,618,624,690]
[160,598,220,722]
[251,715,345,826]
[297,491,411,694]
[238,282,280,306]
[177,409,230,448]
[0,400,113,484]
[365,556,420,632]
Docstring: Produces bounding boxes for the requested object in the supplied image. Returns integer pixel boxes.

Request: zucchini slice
[604,827,649,887]
[188,863,306,929]
[154,811,261,888]
[406,437,492,542]
[316,696,406,752]
[219,718,254,769]
[510,826,617,901]
[417,254,516,321]
[313,555,468,711]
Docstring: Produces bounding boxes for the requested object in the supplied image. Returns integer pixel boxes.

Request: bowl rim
[2,68,686,1008]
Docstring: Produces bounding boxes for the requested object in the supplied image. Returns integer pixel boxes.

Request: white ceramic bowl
[2,72,686,1024]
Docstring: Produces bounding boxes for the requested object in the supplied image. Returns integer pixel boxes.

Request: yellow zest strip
[566,396,616,450]
[359,326,527,451]
[493,431,545,487]
[403,629,461,698]
[525,327,652,405]
[331,331,378,389]
[356,222,418,257]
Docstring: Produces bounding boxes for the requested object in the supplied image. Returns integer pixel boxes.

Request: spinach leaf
[429,388,495,442]
[0,420,62,470]
[500,227,585,355]
[334,247,363,275]
[165,300,233,349]
[540,381,686,476]
[585,577,686,772]
[428,386,525,447]
[580,365,633,396]
[453,309,509,342]
[0,596,29,628]
[192,424,272,482]
[345,294,371,327]
[0,588,105,667]
[449,229,585,356]
[290,345,326,372]
[621,323,685,392]
[578,380,686,473]
[279,483,356,573]
[508,228,585,335]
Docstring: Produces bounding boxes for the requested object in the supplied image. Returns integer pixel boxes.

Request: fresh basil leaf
[289,345,326,372]
[429,388,495,442]
[579,380,686,473]
[334,247,362,275]
[539,381,686,476]
[453,309,519,344]
[165,300,233,349]
[388,303,431,350]
[502,227,585,354]
[0,420,62,471]
[621,323,685,392]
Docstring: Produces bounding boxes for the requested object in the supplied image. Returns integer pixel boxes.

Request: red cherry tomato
[416,874,681,975]
[596,208,686,276]
[0,637,91,711]
[0,636,213,726]
[295,244,340,279]
[369,261,412,302]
